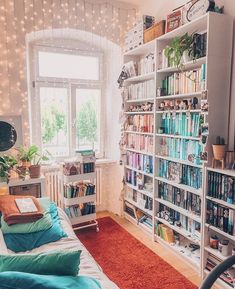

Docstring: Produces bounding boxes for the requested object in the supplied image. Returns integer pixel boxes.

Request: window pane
[76,89,100,152]
[38,51,99,80]
[40,87,69,157]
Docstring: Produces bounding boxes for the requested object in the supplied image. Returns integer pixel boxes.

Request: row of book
[156,223,175,243]
[63,182,95,199]
[64,202,96,218]
[208,172,235,204]
[82,162,95,174]
[126,115,154,133]
[160,112,201,137]
[126,134,154,154]
[158,137,202,164]
[161,64,206,96]
[125,79,155,100]
[126,189,153,211]
[124,203,153,229]
[206,200,235,236]
[159,33,207,69]
[138,53,155,75]
[158,204,201,237]
[126,170,152,187]
[158,181,201,216]
[126,151,153,174]
[206,255,234,287]
[158,159,202,189]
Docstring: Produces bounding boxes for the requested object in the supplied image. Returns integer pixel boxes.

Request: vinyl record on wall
[0,116,23,152]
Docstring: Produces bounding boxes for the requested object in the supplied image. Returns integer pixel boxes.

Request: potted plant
[164,32,194,68]
[28,150,49,179]
[0,155,18,183]
[212,136,226,161]
[17,145,39,168]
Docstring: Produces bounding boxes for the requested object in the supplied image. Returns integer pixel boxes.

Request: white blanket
[0,208,119,289]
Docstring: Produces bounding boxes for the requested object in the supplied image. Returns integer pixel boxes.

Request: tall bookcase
[122,12,233,280]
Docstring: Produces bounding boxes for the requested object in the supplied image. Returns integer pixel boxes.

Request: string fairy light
[0,0,137,146]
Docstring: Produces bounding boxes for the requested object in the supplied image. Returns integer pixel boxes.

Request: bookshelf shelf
[124,131,154,136]
[157,56,206,74]
[64,194,96,206]
[155,197,201,223]
[155,134,200,141]
[156,91,202,100]
[126,98,155,103]
[126,148,153,156]
[124,72,155,83]
[156,235,200,271]
[155,216,200,245]
[155,155,202,168]
[126,182,153,198]
[125,165,153,178]
[206,196,235,210]
[204,246,228,261]
[124,111,154,115]
[155,176,202,196]
[123,39,155,56]
[124,198,153,216]
[122,12,233,280]
[207,167,235,177]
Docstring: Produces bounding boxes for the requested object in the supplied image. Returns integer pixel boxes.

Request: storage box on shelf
[60,156,99,232]
[202,167,235,289]
[154,12,232,276]
[121,12,233,278]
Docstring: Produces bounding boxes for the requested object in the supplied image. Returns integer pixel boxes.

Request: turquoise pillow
[4,203,67,252]
[0,250,81,276]
[0,272,101,289]
[1,197,52,234]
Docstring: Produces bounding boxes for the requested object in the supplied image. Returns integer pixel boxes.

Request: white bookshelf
[122,12,233,282]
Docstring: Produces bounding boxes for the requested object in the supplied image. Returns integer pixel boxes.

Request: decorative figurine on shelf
[192,97,199,109]
[159,102,165,111]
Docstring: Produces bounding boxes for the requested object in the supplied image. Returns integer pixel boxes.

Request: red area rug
[77,217,197,289]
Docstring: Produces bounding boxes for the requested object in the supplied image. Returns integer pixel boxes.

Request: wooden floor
[97,211,218,289]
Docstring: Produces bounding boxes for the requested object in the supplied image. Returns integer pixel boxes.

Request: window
[30,46,103,158]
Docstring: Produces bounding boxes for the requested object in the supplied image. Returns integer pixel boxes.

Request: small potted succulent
[29,150,50,179]
[212,136,226,161]
[0,155,18,183]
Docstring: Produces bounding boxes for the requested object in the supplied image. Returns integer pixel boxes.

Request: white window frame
[29,44,104,159]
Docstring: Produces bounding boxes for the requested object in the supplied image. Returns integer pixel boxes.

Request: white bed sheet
[0,208,119,289]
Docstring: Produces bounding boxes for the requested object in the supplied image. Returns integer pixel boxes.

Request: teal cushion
[1,197,52,234]
[3,203,67,252]
[0,272,101,289]
[0,250,81,276]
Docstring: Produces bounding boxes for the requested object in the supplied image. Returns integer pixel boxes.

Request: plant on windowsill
[17,145,39,168]
[0,155,18,183]
[28,150,50,179]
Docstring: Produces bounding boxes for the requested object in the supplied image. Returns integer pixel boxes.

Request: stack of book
[64,182,95,198]
[158,182,201,215]
[126,115,154,133]
[159,159,202,189]
[161,64,206,95]
[208,171,235,204]
[206,255,235,287]
[158,137,202,164]
[65,203,95,218]
[206,200,235,235]
[160,112,200,137]
[126,79,155,100]
[126,151,153,173]
[126,134,154,153]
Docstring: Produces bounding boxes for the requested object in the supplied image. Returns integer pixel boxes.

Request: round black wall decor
[0,121,17,151]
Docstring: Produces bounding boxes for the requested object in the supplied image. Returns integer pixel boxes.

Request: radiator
[43,165,103,207]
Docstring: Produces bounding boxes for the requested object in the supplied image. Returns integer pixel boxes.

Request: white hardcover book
[15,198,38,213]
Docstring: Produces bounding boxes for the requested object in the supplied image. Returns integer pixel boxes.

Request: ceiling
[120,0,143,6]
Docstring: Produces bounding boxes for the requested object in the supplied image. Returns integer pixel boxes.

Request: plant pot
[29,165,41,178]
[182,50,192,63]
[212,145,226,160]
